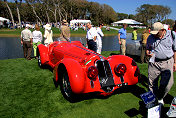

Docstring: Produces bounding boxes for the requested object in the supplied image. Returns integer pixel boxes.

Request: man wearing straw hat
[60,20,70,41]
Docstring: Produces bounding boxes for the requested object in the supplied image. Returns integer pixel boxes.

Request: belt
[155,57,172,62]
[88,39,93,41]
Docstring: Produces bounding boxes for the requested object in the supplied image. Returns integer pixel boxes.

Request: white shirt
[96,27,104,40]
[21,28,33,41]
[32,30,42,43]
[86,27,98,41]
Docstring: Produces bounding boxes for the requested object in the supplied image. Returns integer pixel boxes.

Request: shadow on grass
[61,74,149,103]
[110,52,120,55]
[122,74,174,118]
[110,53,148,64]
[39,64,53,72]
[109,52,141,63]
[126,54,141,63]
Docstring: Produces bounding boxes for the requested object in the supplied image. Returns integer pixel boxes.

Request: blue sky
[7,0,175,20]
[88,0,176,20]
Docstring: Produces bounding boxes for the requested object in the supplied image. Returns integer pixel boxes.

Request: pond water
[0,33,141,60]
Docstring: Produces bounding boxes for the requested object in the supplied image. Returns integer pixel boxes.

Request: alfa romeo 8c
[37,41,140,102]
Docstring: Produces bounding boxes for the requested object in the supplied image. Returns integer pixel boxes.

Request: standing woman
[44,24,53,46]
[32,24,42,58]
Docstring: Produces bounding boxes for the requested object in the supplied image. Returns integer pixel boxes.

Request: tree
[136,4,155,26]
[25,0,42,24]
[153,5,171,22]
[87,2,101,25]
[37,0,50,23]
[102,4,117,24]
[162,19,174,27]
[15,0,22,28]
[128,14,135,19]
[4,0,15,28]
[136,4,172,26]
[117,13,128,20]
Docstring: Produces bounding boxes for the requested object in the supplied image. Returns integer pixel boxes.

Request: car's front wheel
[60,69,75,102]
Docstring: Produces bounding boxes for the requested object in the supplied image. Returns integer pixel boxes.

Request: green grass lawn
[0,51,175,118]
[0,26,145,37]
[0,27,118,37]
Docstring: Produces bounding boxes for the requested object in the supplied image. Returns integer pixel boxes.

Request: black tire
[37,52,44,68]
[60,69,75,102]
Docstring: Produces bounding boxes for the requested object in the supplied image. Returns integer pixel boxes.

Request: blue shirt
[146,30,176,59]
[118,28,127,39]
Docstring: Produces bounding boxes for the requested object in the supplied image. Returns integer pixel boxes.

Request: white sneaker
[158,99,164,106]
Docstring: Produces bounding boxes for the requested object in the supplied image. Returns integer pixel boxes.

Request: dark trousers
[140,43,146,63]
[87,40,97,52]
[23,41,32,59]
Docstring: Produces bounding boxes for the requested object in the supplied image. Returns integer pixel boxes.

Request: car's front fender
[37,44,49,65]
[107,55,139,85]
[58,58,85,94]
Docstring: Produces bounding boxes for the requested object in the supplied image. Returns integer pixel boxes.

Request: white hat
[163,24,169,30]
[44,24,51,30]
[150,22,164,34]
[25,24,30,28]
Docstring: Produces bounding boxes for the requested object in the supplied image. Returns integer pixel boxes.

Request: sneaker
[158,99,164,106]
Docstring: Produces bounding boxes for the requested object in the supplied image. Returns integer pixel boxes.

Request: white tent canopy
[70,19,91,24]
[0,17,10,22]
[113,19,142,25]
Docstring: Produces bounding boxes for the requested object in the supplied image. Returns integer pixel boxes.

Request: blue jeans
[88,40,97,52]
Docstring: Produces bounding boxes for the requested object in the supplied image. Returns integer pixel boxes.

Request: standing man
[96,23,104,54]
[21,24,33,60]
[146,22,176,105]
[60,20,70,41]
[140,29,150,63]
[86,23,98,52]
[118,23,127,55]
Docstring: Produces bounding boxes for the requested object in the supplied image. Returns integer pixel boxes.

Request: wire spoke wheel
[38,55,42,67]
[62,73,72,98]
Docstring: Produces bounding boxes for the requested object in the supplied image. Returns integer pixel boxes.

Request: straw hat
[44,24,51,30]
[62,20,68,25]
[150,22,164,34]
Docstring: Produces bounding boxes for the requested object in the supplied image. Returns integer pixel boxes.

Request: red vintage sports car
[37,41,140,101]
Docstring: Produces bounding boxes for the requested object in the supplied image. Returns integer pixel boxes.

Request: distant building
[112,19,145,28]
[70,19,91,25]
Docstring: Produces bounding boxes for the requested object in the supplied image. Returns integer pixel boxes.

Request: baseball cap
[150,22,164,34]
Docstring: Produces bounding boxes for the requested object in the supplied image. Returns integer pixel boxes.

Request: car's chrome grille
[96,60,115,89]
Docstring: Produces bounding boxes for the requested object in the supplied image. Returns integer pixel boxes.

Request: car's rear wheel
[37,52,44,68]
[38,54,42,67]
[60,69,75,102]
